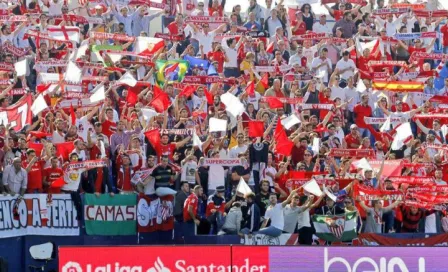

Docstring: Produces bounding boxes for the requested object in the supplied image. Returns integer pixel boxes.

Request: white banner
[241,234,298,245]
[0,194,79,238]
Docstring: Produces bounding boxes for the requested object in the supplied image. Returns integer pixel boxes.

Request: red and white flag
[47,26,80,43]
[134,37,164,56]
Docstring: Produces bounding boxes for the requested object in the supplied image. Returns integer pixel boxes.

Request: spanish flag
[372,81,424,92]
[155,60,189,86]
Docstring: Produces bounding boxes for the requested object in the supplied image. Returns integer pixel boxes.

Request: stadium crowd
[2,0,448,244]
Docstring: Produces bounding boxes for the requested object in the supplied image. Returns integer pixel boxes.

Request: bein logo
[324,248,426,272]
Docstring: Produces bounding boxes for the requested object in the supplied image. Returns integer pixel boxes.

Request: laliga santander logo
[62,262,83,272]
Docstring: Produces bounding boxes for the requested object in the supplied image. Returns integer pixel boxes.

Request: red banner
[328,149,375,158]
[0,94,32,131]
[387,176,434,186]
[137,194,174,233]
[351,159,403,177]
[355,233,448,246]
[354,184,404,201]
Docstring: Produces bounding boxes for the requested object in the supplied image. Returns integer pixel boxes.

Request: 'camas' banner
[0,94,32,131]
[328,149,375,158]
[137,194,174,233]
[84,194,136,235]
[0,194,79,238]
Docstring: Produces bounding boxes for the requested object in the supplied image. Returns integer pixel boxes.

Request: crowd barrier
[59,245,448,272]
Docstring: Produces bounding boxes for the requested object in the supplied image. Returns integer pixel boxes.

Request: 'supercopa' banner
[0,194,79,238]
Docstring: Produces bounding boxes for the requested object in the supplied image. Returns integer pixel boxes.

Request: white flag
[117,71,137,87]
[47,26,80,43]
[323,185,337,202]
[30,94,48,116]
[281,114,301,129]
[236,177,252,195]
[141,108,158,121]
[356,78,367,93]
[64,61,82,83]
[89,83,105,103]
[220,92,245,117]
[192,131,203,151]
[442,125,448,139]
[303,179,323,197]
[380,116,391,132]
[100,140,106,159]
[14,58,28,77]
[391,122,412,150]
[311,138,320,155]
[209,118,227,132]
[352,158,372,170]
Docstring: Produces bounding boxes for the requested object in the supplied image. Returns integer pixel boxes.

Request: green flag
[312,211,358,242]
[84,194,137,235]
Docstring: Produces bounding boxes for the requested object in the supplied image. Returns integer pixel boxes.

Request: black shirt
[151,164,174,188]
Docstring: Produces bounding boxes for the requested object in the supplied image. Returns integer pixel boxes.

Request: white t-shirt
[208,165,225,191]
[52,131,66,144]
[192,94,207,112]
[265,203,284,230]
[330,86,344,100]
[181,160,198,185]
[297,206,311,229]
[311,57,332,83]
[343,87,359,111]
[229,145,248,159]
[182,0,198,15]
[48,0,63,16]
[312,22,332,34]
[335,59,356,80]
[283,204,306,233]
[425,213,437,233]
[76,116,93,142]
[303,46,318,69]
[246,92,261,110]
[193,31,216,54]
[62,168,86,191]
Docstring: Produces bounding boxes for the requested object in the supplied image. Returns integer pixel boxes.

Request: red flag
[28,142,44,156]
[126,87,139,105]
[266,41,275,54]
[248,120,264,137]
[50,176,66,188]
[179,85,196,97]
[245,81,255,96]
[164,62,179,77]
[166,22,179,35]
[69,104,76,125]
[149,85,171,112]
[275,132,294,156]
[204,88,214,105]
[144,129,161,155]
[265,97,284,109]
[261,73,269,88]
[37,84,52,93]
[55,141,75,161]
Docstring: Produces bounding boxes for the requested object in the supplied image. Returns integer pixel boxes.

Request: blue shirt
[243,21,261,31]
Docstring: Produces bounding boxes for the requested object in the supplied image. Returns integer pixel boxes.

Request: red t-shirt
[441,24,448,47]
[44,167,64,194]
[333,10,343,21]
[318,93,333,120]
[353,103,372,128]
[207,51,225,73]
[291,20,306,36]
[22,160,45,191]
[183,193,199,221]
[159,143,177,161]
[345,133,360,149]
[102,119,117,139]
[357,56,371,73]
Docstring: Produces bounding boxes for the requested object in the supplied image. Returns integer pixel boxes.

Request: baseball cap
[350,124,358,130]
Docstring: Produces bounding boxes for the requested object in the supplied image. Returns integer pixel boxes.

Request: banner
[372,8,410,15]
[351,159,403,177]
[387,176,434,185]
[137,194,174,233]
[90,31,136,42]
[154,32,184,41]
[321,0,367,5]
[0,194,79,238]
[84,194,136,235]
[260,97,303,104]
[59,246,448,272]
[364,117,402,124]
[394,32,438,40]
[354,184,404,201]
[67,160,107,171]
[203,158,242,166]
[0,94,32,131]
[185,16,229,23]
[182,76,236,84]
[313,212,358,242]
[285,179,337,191]
[159,128,194,136]
[300,104,334,110]
[372,80,424,92]
[242,234,298,245]
[131,169,153,185]
[357,233,448,246]
[414,10,448,18]
[328,149,375,158]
